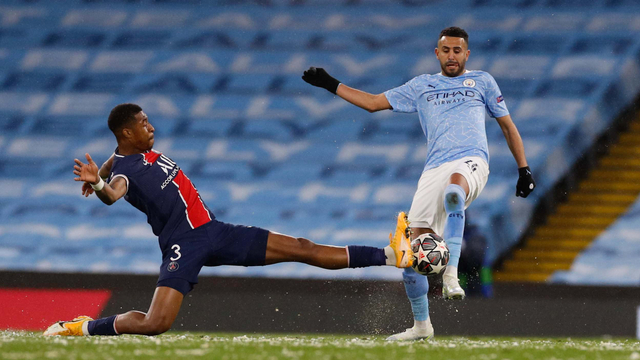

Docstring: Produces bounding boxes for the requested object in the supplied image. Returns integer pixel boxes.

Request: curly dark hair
[439,27,469,45]
[108,103,142,136]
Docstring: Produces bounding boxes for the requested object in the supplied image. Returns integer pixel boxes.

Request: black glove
[516,166,536,198]
[302,67,341,94]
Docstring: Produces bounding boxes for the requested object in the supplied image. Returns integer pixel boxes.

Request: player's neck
[116,142,147,156]
[439,69,468,77]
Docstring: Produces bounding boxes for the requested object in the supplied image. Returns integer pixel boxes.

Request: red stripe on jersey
[173,170,211,229]
[143,151,161,164]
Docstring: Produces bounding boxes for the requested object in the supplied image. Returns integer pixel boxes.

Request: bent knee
[143,318,173,335]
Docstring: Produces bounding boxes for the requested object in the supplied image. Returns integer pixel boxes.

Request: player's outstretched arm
[302,67,392,112]
[81,181,93,197]
[99,154,115,180]
[80,154,115,197]
[495,115,536,198]
[73,153,127,205]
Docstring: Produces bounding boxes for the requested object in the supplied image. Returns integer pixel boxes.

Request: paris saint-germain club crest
[463,79,476,87]
[167,261,179,272]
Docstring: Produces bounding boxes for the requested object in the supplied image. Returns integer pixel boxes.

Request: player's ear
[121,127,133,139]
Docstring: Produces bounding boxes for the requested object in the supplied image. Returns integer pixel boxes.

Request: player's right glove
[515,166,536,198]
[302,67,341,94]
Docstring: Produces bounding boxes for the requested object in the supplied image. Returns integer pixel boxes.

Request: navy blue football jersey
[109,149,214,246]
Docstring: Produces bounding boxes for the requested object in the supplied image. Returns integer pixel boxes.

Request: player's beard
[441,59,466,77]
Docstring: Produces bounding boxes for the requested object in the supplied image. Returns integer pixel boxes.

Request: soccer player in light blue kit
[303,27,536,340]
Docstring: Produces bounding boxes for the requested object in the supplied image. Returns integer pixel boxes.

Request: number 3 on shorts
[170,244,181,261]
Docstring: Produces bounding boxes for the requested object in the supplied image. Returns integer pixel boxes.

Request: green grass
[1,331,639,360]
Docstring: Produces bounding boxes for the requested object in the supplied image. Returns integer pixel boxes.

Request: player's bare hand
[81,181,95,197]
[73,153,100,185]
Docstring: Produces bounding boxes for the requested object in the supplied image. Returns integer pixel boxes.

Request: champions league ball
[411,233,450,276]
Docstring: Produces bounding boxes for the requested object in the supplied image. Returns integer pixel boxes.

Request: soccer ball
[411,233,450,276]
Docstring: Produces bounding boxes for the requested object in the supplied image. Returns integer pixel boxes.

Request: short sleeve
[109,156,131,195]
[483,73,509,118]
[384,78,419,113]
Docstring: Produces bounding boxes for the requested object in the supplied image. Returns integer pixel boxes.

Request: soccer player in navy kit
[303,27,536,340]
[44,103,413,337]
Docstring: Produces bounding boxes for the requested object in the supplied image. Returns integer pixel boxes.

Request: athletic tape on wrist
[91,177,105,191]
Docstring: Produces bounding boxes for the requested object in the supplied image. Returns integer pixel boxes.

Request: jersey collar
[438,69,470,77]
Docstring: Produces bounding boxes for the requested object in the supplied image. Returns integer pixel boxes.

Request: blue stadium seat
[507,36,567,54]
[110,31,172,49]
[173,31,242,50]
[0,114,26,134]
[0,0,639,280]
[571,35,631,55]
[29,116,88,136]
[86,202,148,221]
[544,0,596,7]
[534,78,599,98]
[72,73,132,92]
[0,232,49,248]
[358,119,426,143]
[0,160,49,178]
[0,28,44,48]
[196,161,256,182]
[42,30,107,48]
[302,120,367,143]
[493,78,534,100]
[262,162,324,185]
[2,72,67,91]
[131,74,201,94]
[213,74,282,95]
[319,163,389,186]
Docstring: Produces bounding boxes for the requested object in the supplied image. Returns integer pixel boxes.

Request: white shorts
[407,156,489,236]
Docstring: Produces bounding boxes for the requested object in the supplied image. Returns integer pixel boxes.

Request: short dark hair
[108,103,142,135]
[439,27,469,45]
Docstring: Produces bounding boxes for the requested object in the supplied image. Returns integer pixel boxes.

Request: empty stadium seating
[0,0,639,280]
[552,193,640,286]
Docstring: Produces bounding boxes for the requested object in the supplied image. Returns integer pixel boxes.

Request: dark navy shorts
[157,220,269,295]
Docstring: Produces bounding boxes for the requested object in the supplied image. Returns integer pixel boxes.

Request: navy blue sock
[347,246,386,268]
[87,315,119,336]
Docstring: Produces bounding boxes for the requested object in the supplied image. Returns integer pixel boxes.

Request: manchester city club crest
[167,261,179,272]
[463,79,476,87]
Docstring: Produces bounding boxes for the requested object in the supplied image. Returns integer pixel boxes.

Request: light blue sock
[402,268,429,321]
[443,184,466,270]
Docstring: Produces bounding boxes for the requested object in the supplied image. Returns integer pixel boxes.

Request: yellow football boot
[389,212,413,268]
[43,316,93,336]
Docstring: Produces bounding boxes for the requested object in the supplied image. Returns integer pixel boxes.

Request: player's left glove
[516,166,536,198]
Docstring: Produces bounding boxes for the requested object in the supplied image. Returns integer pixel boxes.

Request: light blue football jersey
[384,70,509,171]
